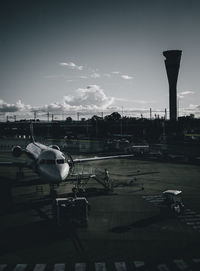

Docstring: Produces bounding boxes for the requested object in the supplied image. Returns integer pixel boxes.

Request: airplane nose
[39,164,69,183]
[49,168,66,182]
[51,171,63,182]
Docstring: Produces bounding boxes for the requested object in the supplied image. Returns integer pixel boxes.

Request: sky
[0,0,200,119]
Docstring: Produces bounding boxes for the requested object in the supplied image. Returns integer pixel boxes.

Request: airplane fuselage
[26,142,70,183]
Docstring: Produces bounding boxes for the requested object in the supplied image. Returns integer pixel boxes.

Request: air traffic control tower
[163,50,182,121]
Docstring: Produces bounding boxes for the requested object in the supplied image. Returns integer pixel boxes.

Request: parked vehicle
[53,197,89,227]
[161,190,184,215]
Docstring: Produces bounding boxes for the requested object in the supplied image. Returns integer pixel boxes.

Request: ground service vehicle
[162,190,185,215]
[54,197,89,227]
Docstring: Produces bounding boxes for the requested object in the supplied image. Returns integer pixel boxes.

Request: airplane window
[57,159,65,164]
[39,159,57,164]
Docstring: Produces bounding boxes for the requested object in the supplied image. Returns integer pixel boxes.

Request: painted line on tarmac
[157,264,170,271]
[143,195,163,199]
[75,263,86,271]
[180,216,199,220]
[184,210,196,215]
[186,221,200,225]
[186,222,196,225]
[13,264,27,271]
[142,195,164,204]
[184,212,197,216]
[148,198,163,201]
[33,264,47,271]
[114,262,127,271]
[178,208,200,232]
[149,200,163,203]
[180,213,195,217]
[5,259,200,271]
[54,264,65,271]
[184,217,200,222]
[173,259,188,270]
[134,261,145,268]
[95,262,106,271]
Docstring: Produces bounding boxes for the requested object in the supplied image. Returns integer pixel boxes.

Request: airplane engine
[49,145,60,151]
[12,146,23,157]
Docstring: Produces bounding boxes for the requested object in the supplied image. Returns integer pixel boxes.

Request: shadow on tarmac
[63,188,118,198]
[109,214,168,233]
[111,171,160,177]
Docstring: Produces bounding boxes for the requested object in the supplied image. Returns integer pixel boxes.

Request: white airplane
[0,126,133,184]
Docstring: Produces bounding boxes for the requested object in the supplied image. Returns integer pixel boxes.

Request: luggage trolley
[54,197,89,227]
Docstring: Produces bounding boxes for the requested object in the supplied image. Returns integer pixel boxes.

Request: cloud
[91,73,101,78]
[58,62,135,82]
[0,99,31,112]
[35,103,66,113]
[112,71,120,74]
[178,91,195,99]
[189,104,198,109]
[43,74,66,79]
[2,97,200,119]
[0,85,115,115]
[177,104,200,118]
[121,75,133,80]
[179,91,195,95]
[64,85,114,110]
[103,73,111,77]
[115,97,155,104]
[59,62,83,71]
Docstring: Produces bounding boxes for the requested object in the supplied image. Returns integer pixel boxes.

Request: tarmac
[0,151,200,270]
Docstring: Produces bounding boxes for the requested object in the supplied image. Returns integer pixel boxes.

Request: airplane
[0,124,133,186]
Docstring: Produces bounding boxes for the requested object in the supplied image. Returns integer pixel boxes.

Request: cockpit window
[40,159,45,164]
[39,159,56,164]
[46,160,56,164]
[57,159,65,164]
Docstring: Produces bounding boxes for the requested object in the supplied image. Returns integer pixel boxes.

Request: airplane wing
[0,162,28,168]
[73,154,134,163]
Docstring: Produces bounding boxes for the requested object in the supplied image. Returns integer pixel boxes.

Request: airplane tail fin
[30,122,35,142]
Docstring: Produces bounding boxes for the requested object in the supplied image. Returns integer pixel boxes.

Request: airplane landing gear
[49,184,58,199]
[71,174,88,196]
[72,185,85,196]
